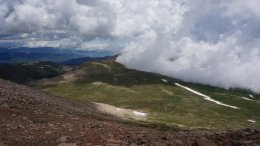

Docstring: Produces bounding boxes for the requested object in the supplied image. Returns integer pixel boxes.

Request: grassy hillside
[32,59,260,130]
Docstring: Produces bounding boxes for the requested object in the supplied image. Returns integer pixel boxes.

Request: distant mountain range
[61,55,116,66]
[0,55,116,83]
[0,47,114,64]
[0,47,116,83]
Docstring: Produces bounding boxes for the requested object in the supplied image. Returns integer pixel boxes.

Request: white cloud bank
[1,0,260,93]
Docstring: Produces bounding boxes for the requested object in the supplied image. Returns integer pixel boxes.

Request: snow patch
[116,108,123,111]
[161,79,168,83]
[241,97,260,103]
[92,82,105,86]
[248,120,256,123]
[249,94,255,98]
[133,111,147,117]
[242,97,251,101]
[175,83,239,109]
[94,102,147,121]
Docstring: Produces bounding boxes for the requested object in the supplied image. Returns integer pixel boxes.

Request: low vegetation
[0,62,72,83]
[33,59,260,130]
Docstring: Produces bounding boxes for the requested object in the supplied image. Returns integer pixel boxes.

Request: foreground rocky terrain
[0,79,260,146]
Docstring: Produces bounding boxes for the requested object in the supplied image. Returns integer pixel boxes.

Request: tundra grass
[34,60,260,129]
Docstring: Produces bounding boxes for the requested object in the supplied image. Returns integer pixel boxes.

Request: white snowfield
[241,97,260,103]
[94,102,147,121]
[242,97,251,101]
[161,79,168,82]
[133,111,147,117]
[175,83,239,109]
[116,108,123,111]
[248,120,256,123]
[249,94,255,98]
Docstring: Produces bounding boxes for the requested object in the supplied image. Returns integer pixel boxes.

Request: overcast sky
[1,0,260,93]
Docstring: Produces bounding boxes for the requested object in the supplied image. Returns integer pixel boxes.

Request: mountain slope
[1,79,260,146]
[32,59,260,129]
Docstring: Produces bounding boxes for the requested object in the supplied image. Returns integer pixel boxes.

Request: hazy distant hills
[0,47,113,64]
[0,47,115,83]
[0,55,115,83]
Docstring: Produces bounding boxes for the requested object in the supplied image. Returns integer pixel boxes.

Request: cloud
[117,0,260,93]
[1,0,260,93]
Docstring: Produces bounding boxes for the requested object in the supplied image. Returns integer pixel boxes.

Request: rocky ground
[0,79,260,146]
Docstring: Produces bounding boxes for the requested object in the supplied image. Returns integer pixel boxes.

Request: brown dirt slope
[0,79,259,146]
